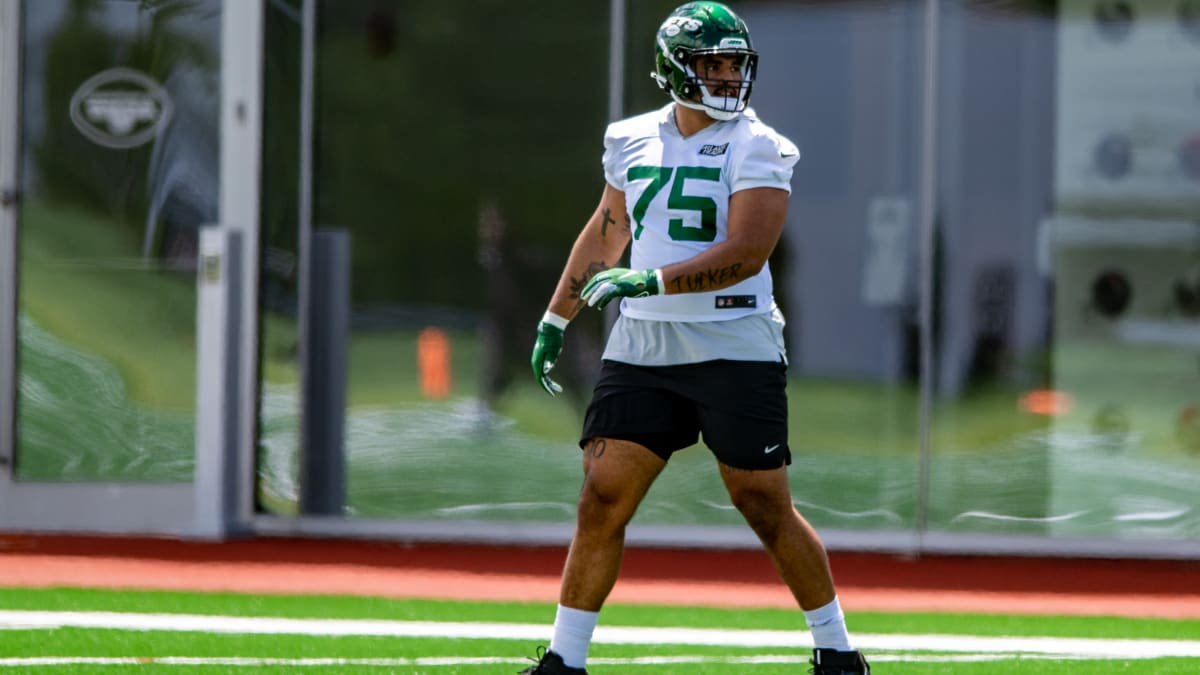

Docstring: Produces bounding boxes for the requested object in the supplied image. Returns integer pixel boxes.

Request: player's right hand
[580,268,661,310]
[531,320,565,396]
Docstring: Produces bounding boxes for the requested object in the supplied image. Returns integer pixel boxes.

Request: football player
[525,3,869,673]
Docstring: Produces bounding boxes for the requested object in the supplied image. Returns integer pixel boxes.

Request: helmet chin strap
[669,88,742,121]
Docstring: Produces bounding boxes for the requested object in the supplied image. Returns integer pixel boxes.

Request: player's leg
[560,436,665,611]
[694,360,835,608]
[698,360,869,673]
[718,463,837,608]
[523,437,664,674]
[562,362,692,611]
[717,465,869,673]
[529,362,695,672]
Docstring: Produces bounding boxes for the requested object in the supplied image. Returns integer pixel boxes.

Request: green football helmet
[652,1,758,120]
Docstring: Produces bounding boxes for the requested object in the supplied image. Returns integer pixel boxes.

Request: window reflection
[931,0,1200,540]
[250,0,1200,546]
[14,0,219,482]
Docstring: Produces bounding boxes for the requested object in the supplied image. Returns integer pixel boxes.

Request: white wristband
[541,311,570,330]
[653,268,665,293]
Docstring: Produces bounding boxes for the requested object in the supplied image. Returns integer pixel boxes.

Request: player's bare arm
[660,186,788,295]
[546,183,632,319]
[532,183,631,396]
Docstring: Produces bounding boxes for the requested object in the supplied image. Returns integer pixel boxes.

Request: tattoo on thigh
[719,463,753,475]
[583,438,607,459]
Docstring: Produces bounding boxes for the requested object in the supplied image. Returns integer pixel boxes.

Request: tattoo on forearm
[568,261,610,309]
[601,208,616,236]
[667,263,744,293]
[583,438,607,459]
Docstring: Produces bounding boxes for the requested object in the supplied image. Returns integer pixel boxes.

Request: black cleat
[518,647,588,674]
[810,648,871,674]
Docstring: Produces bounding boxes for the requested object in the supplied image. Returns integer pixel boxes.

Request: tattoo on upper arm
[667,263,744,293]
[600,207,631,237]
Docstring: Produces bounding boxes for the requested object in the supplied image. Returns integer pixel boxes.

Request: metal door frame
[0,0,22,497]
[0,0,262,538]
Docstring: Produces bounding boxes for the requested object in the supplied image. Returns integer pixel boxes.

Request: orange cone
[418,327,452,399]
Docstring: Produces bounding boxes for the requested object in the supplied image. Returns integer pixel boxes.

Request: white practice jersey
[603,104,799,322]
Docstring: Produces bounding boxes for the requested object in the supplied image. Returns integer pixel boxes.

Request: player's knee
[576,476,637,529]
[728,485,789,534]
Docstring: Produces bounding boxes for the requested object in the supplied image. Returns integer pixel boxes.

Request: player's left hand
[580,268,660,310]
[531,320,565,396]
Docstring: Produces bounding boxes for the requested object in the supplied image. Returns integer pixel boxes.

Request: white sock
[803,596,853,651]
[549,604,599,668]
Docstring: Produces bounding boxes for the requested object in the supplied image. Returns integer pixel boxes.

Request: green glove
[531,315,566,396]
[580,268,661,310]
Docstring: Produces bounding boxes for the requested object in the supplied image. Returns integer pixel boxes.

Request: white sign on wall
[861,196,912,306]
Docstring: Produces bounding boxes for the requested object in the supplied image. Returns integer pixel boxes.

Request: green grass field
[0,588,1198,673]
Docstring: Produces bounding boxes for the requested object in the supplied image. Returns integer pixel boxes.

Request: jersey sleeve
[602,123,625,190]
[729,131,800,194]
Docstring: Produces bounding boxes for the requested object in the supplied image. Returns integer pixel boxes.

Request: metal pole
[295,1,348,515]
[607,0,625,124]
[194,229,243,537]
[295,0,319,510]
[605,0,626,330]
[915,0,941,547]
[0,0,21,471]
[297,0,316,433]
[299,229,348,515]
[219,0,265,530]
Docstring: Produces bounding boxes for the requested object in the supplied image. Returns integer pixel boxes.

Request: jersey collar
[661,103,752,139]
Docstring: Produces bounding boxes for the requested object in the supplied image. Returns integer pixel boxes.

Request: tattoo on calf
[668,263,744,293]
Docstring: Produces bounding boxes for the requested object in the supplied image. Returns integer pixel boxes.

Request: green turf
[0,629,1194,675]
[1,587,1198,639]
[0,587,1197,673]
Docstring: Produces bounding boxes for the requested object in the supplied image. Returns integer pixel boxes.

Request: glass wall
[639,0,928,532]
[929,0,1200,543]
[255,0,1200,549]
[14,0,220,482]
[258,0,304,513]
[257,0,614,520]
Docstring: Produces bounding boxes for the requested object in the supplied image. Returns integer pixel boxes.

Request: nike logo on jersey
[764,444,781,454]
[780,151,798,158]
[699,143,729,156]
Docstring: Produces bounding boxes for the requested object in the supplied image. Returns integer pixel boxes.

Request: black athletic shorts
[580,359,791,470]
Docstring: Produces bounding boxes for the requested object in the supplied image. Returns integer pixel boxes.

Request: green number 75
[626,165,721,242]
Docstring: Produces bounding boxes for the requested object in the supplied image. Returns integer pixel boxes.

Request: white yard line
[0,610,1197,662]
